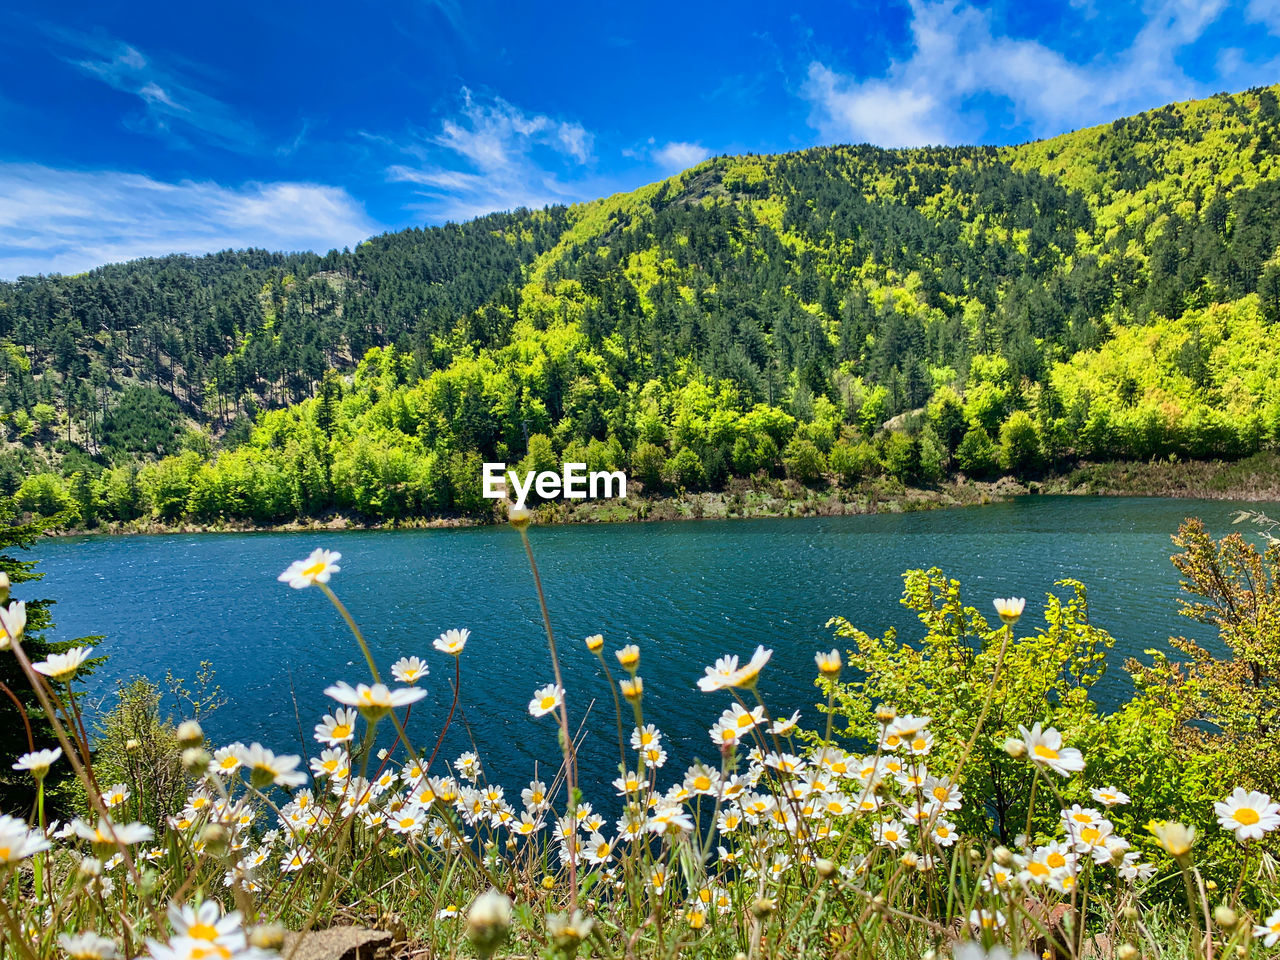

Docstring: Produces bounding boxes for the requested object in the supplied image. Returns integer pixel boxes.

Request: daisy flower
[968,908,1007,931]
[324,681,425,718]
[277,549,340,589]
[619,677,643,702]
[70,818,154,848]
[33,646,94,683]
[528,684,564,718]
[1090,785,1130,807]
[1215,787,1280,842]
[102,784,131,808]
[391,656,429,684]
[58,933,118,960]
[1255,909,1280,947]
[0,814,51,863]
[280,847,312,872]
[437,904,460,920]
[770,710,801,736]
[615,644,640,671]
[696,654,741,692]
[0,600,26,648]
[235,743,308,789]
[168,900,245,950]
[433,628,469,655]
[814,649,842,676]
[12,747,62,778]
[584,634,604,653]
[992,596,1026,624]
[874,820,908,850]
[731,645,773,688]
[314,708,358,746]
[1016,723,1085,777]
[211,745,245,777]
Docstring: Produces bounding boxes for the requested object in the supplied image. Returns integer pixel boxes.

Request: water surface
[30,496,1258,797]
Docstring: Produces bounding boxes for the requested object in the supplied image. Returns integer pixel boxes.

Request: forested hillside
[7,85,1280,525]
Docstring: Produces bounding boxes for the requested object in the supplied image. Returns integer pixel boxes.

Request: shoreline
[37,452,1280,538]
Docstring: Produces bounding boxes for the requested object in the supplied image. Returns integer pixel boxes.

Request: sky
[1,0,1279,278]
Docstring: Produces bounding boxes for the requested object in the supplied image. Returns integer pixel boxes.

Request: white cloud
[801,0,1230,147]
[652,141,712,172]
[382,88,603,220]
[1246,0,1280,34]
[0,164,380,279]
[54,29,258,152]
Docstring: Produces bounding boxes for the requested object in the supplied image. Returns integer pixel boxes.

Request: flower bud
[508,506,532,529]
[249,925,285,950]
[1121,906,1139,922]
[815,858,836,879]
[202,823,230,857]
[993,845,1014,867]
[176,720,204,748]
[585,634,604,653]
[1003,737,1027,759]
[182,747,211,775]
[466,888,512,959]
[78,857,103,879]
[814,649,842,678]
[750,897,775,918]
[0,571,10,605]
[125,739,141,752]
[1117,946,1138,960]
[1213,904,1239,931]
[620,677,643,703]
[874,704,897,725]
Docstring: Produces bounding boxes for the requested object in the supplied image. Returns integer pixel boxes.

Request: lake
[28,496,1259,800]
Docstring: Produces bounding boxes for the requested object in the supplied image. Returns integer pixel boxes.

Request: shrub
[955,424,999,478]
[781,437,827,486]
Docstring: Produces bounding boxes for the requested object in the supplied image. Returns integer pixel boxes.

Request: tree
[829,438,881,486]
[955,425,999,478]
[998,410,1043,476]
[782,438,827,486]
[664,447,706,491]
[632,442,666,491]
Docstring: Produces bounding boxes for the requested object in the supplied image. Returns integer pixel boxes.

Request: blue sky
[2,0,1279,278]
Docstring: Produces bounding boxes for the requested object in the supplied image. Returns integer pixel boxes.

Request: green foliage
[998,410,1044,476]
[823,570,1206,844]
[781,437,827,485]
[829,438,881,486]
[13,86,1280,525]
[955,425,999,478]
[1129,518,1280,793]
[90,678,189,829]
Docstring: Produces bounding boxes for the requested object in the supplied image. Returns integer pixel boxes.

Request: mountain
[6,85,1280,524]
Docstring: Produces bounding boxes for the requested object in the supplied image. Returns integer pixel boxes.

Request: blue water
[26,496,1258,798]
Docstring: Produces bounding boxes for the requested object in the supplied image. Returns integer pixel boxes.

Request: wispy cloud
[0,164,380,279]
[800,0,1232,147]
[651,141,713,172]
[381,87,604,221]
[51,28,258,152]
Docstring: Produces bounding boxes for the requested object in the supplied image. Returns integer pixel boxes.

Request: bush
[781,437,827,486]
[664,446,706,491]
[999,410,1044,476]
[829,438,881,485]
[955,424,999,478]
[16,473,73,519]
[91,678,189,829]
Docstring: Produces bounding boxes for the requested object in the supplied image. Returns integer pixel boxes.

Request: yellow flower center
[1028,862,1050,877]
[1072,812,1091,822]
[694,776,711,790]
[911,737,927,751]
[1033,744,1059,760]
[301,561,326,577]
[400,817,416,828]
[189,923,219,941]
[1234,808,1261,825]
[885,734,900,747]
[1080,828,1101,844]
[540,695,557,710]
[0,846,10,861]
[933,787,949,801]
[1046,852,1066,868]
[331,724,351,739]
